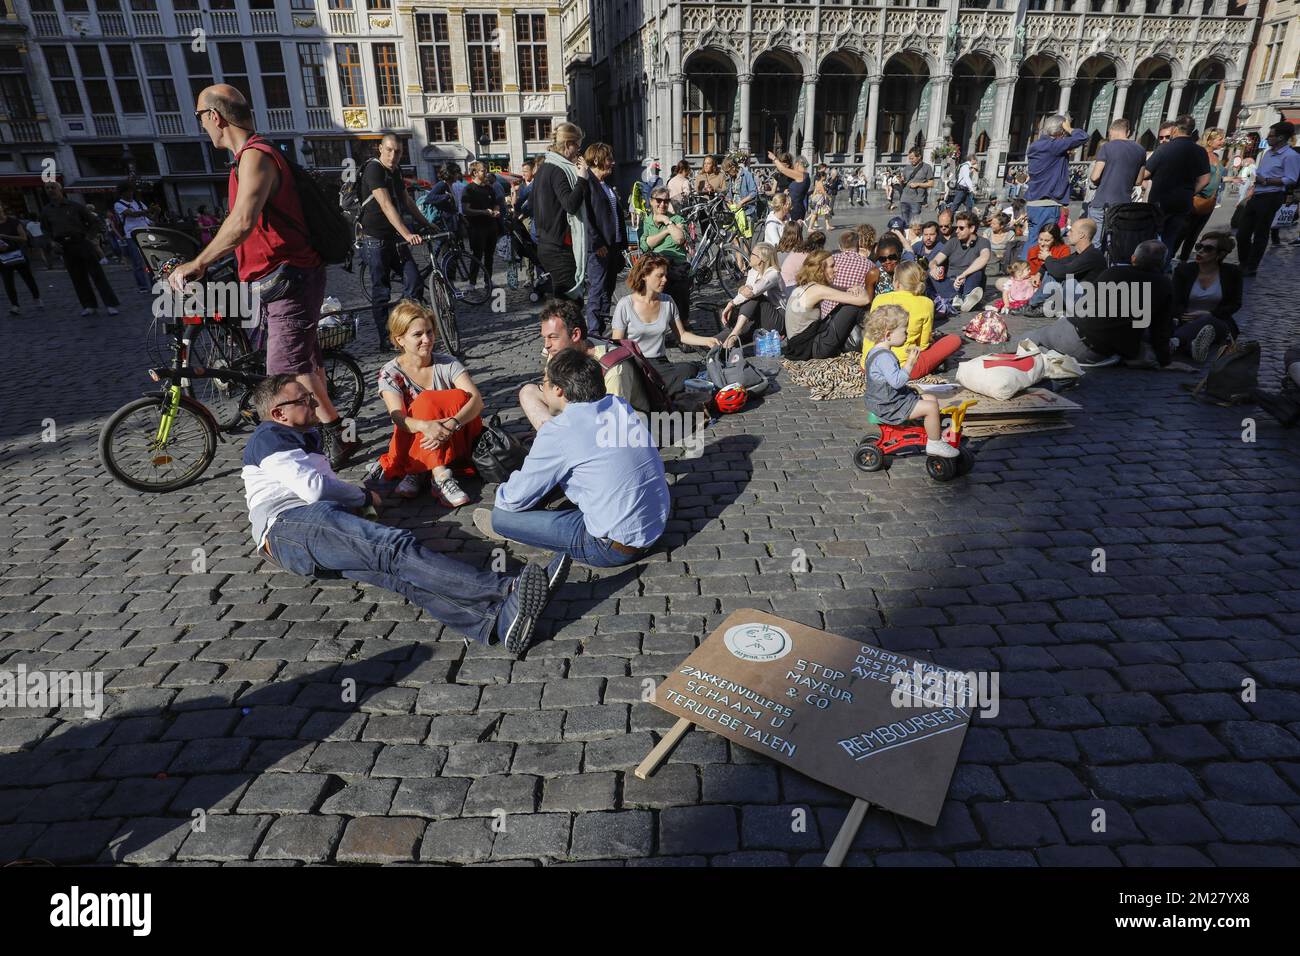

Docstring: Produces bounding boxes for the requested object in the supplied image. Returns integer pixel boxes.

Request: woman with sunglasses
[638,187,692,322]
[1168,230,1243,364]
[871,235,905,294]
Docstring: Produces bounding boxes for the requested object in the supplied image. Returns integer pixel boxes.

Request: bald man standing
[356,133,435,346]
[169,84,358,467]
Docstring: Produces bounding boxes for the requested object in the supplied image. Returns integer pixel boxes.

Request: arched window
[684,61,735,156]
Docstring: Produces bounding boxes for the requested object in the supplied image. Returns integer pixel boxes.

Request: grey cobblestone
[5,226,1299,867]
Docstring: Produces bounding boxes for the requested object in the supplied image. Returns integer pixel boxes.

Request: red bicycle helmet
[714,384,747,414]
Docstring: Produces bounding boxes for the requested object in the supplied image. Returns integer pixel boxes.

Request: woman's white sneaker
[432,474,470,507]
[1190,324,1217,364]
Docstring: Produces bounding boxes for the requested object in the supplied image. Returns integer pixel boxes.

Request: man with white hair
[1024,114,1088,259]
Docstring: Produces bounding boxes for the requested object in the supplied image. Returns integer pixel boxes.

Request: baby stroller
[502,209,551,302]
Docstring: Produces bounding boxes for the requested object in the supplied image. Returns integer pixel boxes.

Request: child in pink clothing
[994,260,1035,312]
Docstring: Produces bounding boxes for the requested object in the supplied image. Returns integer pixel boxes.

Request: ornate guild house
[588,1,1263,186]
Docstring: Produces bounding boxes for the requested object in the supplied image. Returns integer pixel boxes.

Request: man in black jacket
[1025,240,1173,364]
[1022,218,1107,316]
[582,142,624,336]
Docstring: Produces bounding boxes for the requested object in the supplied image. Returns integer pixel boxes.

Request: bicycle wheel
[715,244,748,300]
[441,249,491,306]
[428,272,461,356]
[189,321,252,431]
[323,350,364,421]
[357,255,371,302]
[100,393,217,493]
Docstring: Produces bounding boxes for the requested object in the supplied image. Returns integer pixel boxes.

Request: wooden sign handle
[634,718,692,779]
[823,798,870,867]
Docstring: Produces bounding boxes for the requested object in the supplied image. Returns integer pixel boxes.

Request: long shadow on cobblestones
[0,644,433,865]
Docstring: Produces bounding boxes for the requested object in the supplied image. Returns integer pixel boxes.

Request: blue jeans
[1089,204,1108,249]
[125,235,150,290]
[361,238,420,346]
[947,188,974,212]
[266,501,509,644]
[1023,204,1062,259]
[927,269,985,314]
[490,506,639,568]
[900,201,921,224]
[585,248,617,335]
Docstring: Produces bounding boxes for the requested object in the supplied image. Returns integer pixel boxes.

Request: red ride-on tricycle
[854,398,977,481]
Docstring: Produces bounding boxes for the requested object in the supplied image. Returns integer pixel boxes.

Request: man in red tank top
[168,84,358,467]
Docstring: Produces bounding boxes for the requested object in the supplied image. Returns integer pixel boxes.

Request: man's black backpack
[337,158,380,225]
[1101,201,1162,267]
[237,137,353,265]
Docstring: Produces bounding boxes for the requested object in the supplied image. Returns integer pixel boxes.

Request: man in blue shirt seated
[473,349,671,567]
[243,374,566,657]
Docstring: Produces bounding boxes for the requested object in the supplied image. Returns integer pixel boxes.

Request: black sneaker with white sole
[545,553,571,598]
[495,563,549,656]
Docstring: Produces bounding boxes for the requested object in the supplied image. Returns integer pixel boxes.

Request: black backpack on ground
[1101,202,1162,267]
[236,136,354,265]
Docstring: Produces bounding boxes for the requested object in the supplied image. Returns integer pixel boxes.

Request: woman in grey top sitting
[611,253,720,397]
[782,250,876,360]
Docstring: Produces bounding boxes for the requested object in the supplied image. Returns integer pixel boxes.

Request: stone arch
[878,51,931,159]
[949,53,999,160]
[817,50,869,157]
[751,49,803,157]
[1072,54,1121,157]
[682,49,738,158]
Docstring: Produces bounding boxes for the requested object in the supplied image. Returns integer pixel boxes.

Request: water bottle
[757,330,770,357]
[506,261,519,290]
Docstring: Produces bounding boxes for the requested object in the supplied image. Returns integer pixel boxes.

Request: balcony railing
[210,10,240,34]
[1255,81,1273,101]
[32,12,61,36]
[98,12,128,36]
[471,94,504,113]
[266,108,295,132]
[174,11,202,33]
[378,106,405,129]
[4,120,44,142]
[156,113,185,136]
[132,12,163,35]
[306,107,334,130]
[251,10,279,33]
[329,12,357,33]
[94,115,120,137]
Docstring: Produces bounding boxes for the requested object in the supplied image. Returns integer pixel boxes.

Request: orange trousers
[379,389,483,480]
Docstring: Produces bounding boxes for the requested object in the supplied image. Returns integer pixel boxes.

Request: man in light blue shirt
[1236,120,1300,276]
[473,349,670,566]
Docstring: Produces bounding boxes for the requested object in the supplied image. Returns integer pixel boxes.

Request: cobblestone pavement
[1,199,1299,867]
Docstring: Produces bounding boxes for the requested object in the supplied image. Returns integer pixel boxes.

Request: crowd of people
[47,78,1293,658]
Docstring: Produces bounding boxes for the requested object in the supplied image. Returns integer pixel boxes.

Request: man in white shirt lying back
[242,374,568,657]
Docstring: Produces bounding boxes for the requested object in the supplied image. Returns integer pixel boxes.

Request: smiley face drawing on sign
[723,622,793,663]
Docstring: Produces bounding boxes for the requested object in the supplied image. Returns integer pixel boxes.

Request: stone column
[802,73,818,161]
[988,76,1016,187]
[1165,79,1187,121]
[738,73,752,154]
[1057,78,1074,118]
[1111,78,1131,123]
[1215,79,1242,131]
[863,74,882,181]
[671,73,684,155]
[927,72,951,152]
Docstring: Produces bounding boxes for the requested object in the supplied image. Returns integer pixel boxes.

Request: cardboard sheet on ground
[652,610,973,826]
[946,386,1082,417]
